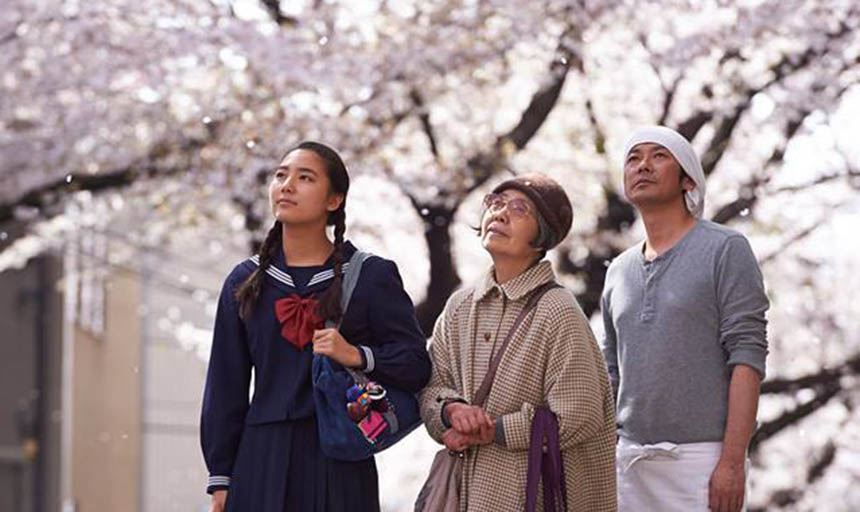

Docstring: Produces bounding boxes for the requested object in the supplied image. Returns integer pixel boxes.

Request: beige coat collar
[474,260,556,302]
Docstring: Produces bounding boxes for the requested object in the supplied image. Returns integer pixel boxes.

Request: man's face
[623,143,693,210]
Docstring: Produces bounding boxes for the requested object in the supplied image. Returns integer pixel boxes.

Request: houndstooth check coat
[418,261,617,511]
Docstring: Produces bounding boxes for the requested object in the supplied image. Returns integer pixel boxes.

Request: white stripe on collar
[249,255,294,287]
[307,269,336,287]
[250,255,293,281]
[248,255,350,289]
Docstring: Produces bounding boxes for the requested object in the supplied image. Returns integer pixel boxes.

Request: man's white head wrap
[623,125,707,218]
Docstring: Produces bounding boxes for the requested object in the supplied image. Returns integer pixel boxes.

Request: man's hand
[709,457,745,512]
[444,402,494,435]
[312,328,362,367]
[711,364,759,511]
[210,490,227,512]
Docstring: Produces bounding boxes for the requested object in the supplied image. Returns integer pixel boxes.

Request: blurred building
[0,225,231,512]
[0,253,63,512]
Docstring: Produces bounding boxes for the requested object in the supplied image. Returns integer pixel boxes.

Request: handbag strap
[472,281,561,407]
[526,407,567,512]
[323,249,371,383]
[324,249,371,330]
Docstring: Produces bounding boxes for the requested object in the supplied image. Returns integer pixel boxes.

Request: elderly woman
[418,174,616,511]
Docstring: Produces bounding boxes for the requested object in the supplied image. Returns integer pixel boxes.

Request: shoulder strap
[472,281,561,407]
[340,250,371,313]
[324,250,371,329]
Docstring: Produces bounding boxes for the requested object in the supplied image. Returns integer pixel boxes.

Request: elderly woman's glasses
[482,193,533,219]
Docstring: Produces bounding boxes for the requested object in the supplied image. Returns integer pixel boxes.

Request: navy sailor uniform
[200,241,431,511]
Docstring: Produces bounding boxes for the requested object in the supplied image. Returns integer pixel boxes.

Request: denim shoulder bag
[312,250,423,461]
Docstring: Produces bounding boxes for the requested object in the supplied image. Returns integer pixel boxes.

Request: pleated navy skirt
[225,416,380,512]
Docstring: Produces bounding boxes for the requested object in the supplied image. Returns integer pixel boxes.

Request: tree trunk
[414,205,460,337]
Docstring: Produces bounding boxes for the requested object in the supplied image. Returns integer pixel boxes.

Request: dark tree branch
[558,244,617,318]
[339,74,413,117]
[0,170,139,224]
[749,350,860,454]
[710,103,813,224]
[710,74,857,225]
[750,380,842,453]
[461,25,580,198]
[657,74,683,126]
[1,27,17,46]
[700,102,747,176]
[461,151,507,196]
[749,441,838,511]
[770,167,860,195]
[260,0,280,19]
[259,0,299,26]
[676,15,854,147]
[0,117,224,225]
[637,32,683,126]
[366,108,412,129]
[409,88,440,160]
[759,221,823,265]
[675,110,713,142]
[761,351,860,395]
[503,59,575,150]
[0,145,202,225]
[503,33,579,151]
[585,98,608,156]
[807,441,837,484]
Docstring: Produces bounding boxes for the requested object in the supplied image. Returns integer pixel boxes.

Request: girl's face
[269,149,344,226]
[480,189,541,262]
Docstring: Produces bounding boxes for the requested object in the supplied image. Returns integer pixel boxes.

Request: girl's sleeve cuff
[359,345,375,373]
[206,475,231,494]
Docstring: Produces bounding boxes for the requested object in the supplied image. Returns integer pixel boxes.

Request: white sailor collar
[246,240,358,292]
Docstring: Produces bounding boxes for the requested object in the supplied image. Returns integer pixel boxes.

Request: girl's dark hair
[235,141,350,323]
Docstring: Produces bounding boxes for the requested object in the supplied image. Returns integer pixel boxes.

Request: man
[601,126,769,512]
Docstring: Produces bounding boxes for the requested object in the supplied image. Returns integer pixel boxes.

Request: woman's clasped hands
[442,402,495,452]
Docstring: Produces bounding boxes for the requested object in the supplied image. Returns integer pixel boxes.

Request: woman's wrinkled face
[480,189,541,261]
[269,149,343,225]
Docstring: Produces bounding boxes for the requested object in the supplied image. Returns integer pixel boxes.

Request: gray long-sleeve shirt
[601,220,768,444]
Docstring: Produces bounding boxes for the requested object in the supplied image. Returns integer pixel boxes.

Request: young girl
[201,141,431,512]
[418,174,616,511]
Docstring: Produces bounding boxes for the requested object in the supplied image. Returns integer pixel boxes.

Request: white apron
[616,436,749,511]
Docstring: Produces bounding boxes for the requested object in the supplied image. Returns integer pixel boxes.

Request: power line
[70,243,222,299]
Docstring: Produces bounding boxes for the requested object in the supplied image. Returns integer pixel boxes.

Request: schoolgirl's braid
[235,220,282,320]
[317,207,347,324]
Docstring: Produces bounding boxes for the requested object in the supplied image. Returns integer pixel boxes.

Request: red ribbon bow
[274,295,323,350]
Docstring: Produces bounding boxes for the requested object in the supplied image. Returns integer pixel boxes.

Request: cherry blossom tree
[2,0,860,508]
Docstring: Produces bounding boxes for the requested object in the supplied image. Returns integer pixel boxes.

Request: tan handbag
[414,448,463,512]
[414,282,560,512]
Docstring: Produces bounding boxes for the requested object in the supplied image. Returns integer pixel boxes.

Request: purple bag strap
[472,281,560,407]
[525,407,567,512]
